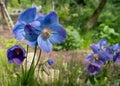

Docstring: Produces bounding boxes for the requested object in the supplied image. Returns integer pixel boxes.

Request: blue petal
[24,24,39,42]
[31,21,40,27]
[13,22,25,40]
[13,58,23,65]
[90,44,99,53]
[113,54,118,62]
[18,7,36,23]
[43,11,58,26]
[26,40,38,46]
[37,35,52,53]
[30,21,42,33]
[24,33,38,42]
[49,24,66,44]
[98,50,109,64]
[97,38,107,49]
[113,43,120,51]
[85,54,94,62]
[35,13,44,21]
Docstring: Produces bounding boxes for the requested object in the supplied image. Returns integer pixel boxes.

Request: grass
[1,37,120,86]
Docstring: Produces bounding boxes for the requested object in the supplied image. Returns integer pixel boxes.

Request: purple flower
[47,59,54,66]
[85,44,112,64]
[86,62,101,76]
[113,44,120,62]
[7,45,26,65]
[37,11,67,52]
[96,38,112,55]
[13,7,43,46]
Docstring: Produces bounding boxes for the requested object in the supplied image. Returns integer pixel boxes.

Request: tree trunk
[86,0,107,29]
[3,0,7,8]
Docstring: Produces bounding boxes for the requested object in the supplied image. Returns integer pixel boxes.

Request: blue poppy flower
[6,45,26,65]
[85,44,112,64]
[37,11,67,52]
[47,59,54,66]
[113,44,120,62]
[13,7,43,46]
[86,62,101,76]
[96,38,112,55]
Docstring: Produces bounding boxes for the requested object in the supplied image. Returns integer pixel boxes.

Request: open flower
[86,62,101,76]
[85,44,112,64]
[96,38,112,55]
[37,11,67,52]
[6,45,26,65]
[13,7,43,46]
[113,44,120,62]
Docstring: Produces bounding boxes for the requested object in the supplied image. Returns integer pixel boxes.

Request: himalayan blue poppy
[86,62,101,75]
[37,11,67,52]
[113,44,120,62]
[13,7,43,46]
[85,44,112,64]
[7,45,26,65]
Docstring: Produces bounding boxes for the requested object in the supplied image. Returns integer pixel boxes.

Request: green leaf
[18,0,21,4]
[89,76,95,85]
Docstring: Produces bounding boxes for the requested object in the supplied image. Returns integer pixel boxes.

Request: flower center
[90,65,95,69]
[41,28,51,39]
[117,49,120,54]
[14,48,22,55]
[93,54,99,60]
[101,46,106,51]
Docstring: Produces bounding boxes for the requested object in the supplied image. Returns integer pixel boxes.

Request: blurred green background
[1,0,120,50]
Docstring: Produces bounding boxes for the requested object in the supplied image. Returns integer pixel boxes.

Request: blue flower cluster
[85,38,120,75]
[13,7,66,53]
[6,7,67,65]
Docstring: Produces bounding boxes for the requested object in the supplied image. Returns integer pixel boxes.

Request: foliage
[53,26,81,50]
[92,24,120,44]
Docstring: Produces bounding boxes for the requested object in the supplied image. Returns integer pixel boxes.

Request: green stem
[25,45,29,71]
[27,49,42,81]
[34,49,42,69]
[25,46,37,83]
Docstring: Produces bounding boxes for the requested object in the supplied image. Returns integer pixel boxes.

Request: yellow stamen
[42,28,51,39]
[101,46,106,51]
[93,54,99,60]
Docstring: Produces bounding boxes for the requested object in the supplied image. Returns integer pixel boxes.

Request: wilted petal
[43,11,59,26]
[37,35,52,52]
[49,24,66,44]
[13,22,25,40]
[18,7,36,23]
